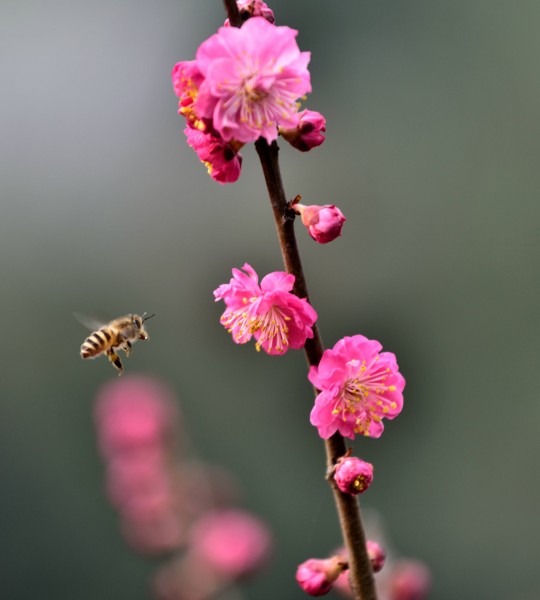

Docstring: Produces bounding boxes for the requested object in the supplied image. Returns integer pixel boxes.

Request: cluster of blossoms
[170,2,420,598]
[171,6,326,184]
[296,542,385,597]
[298,542,430,599]
[95,375,272,598]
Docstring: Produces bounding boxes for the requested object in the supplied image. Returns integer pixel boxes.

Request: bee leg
[107,349,124,375]
[121,341,132,357]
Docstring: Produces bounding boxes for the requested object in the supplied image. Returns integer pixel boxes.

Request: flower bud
[333,457,374,495]
[296,556,346,596]
[295,203,346,244]
[366,540,386,573]
[280,109,326,151]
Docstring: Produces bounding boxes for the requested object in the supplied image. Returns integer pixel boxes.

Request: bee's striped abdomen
[80,327,114,359]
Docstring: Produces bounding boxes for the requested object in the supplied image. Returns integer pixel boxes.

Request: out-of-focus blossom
[309,335,405,440]
[214,263,317,355]
[280,109,326,152]
[94,376,184,554]
[189,509,272,580]
[388,560,431,600]
[296,556,346,596]
[366,540,386,573]
[295,203,346,244]
[224,0,275,26]
[195,17,311,143]
[333,456,374,495]
[95,377,178,456]
[184,127,243,184]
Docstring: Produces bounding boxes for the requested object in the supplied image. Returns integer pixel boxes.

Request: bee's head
[133,312,155,340]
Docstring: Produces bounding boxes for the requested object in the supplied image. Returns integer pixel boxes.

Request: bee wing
[74,312,107,331]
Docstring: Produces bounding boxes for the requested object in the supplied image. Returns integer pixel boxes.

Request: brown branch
[222,4,376,598]
[255,138,377,600]
[222,0,242,27]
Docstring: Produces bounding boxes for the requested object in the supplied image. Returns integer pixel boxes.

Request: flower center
[332,358,398,436]
[222,298,290,353]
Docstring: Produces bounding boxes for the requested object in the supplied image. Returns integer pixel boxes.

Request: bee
[79,313,155,375]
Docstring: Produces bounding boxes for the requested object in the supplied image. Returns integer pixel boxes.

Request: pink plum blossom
[195,17,311,143]
[295,203,346,244]
[214,263,317,355]
[171,60,205,131]
[224,0,275,26]
[333,456,374,495]
[389,560,431,600]
[280,109,326,152]
[296,557,346,596]
[184,127,243,184]
[189,509,272,579]
[309,335,405,439]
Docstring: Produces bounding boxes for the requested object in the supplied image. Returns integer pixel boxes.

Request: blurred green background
[1,0,539,598]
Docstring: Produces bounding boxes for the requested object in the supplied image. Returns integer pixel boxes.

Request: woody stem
[254,138,377,600]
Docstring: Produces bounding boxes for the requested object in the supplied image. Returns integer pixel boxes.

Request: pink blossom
[189,509,272,579]
[171,60,205,130]
[280,109,326,152]
[309,335,405,439]
[366,540,386,573]
[295,203,346,244]
[296,557,346,596]
[389,560,431,600]
[184,127,243,184]
[224,0,275,26]
[333,456,374,495]
[195,17,311,143]
[95,376,178,456]
[214,263,317,355]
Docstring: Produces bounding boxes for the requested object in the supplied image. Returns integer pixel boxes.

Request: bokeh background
[1,0,539,598]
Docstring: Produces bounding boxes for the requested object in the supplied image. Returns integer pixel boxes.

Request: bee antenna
[142,312,155,322]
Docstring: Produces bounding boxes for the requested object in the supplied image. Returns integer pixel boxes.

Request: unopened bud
[296,556,346,596]
[295,203,346,244]
[334,456,374,495]
[280,109,326,152]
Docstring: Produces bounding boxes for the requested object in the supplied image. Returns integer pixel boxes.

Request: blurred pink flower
[95,376,178,456]
[309,335,405,439]
[296,557,346,596]
[333,456,374,495]
[184,127,243,184]
[214,263,317,355]
[189,509,272,580]
[280,109,326,152]
[389,560,431,600]
[195,17,311,143]
[366,540,386,573]
[295,203,346,244]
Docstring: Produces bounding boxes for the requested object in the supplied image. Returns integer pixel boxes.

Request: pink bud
[296,556,346,596]
[280,109,326,152]
[389,560,431,600]
[295,203,346,244]
[366,540,386,573]
[334,457,374,495]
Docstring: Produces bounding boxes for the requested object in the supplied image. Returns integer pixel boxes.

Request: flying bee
[79,313,155,375]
